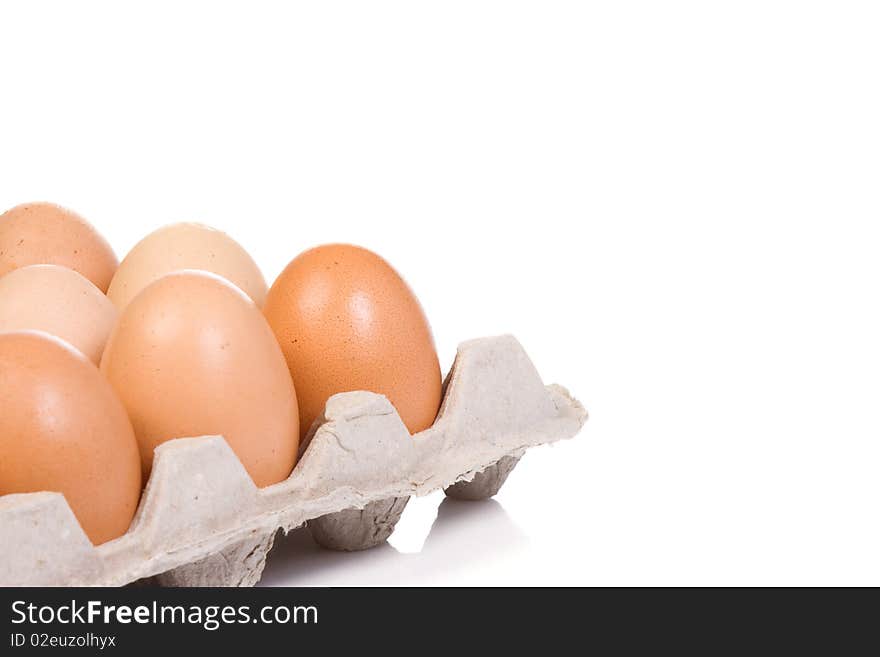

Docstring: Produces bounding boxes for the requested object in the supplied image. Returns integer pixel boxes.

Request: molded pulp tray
[0,335,587,586]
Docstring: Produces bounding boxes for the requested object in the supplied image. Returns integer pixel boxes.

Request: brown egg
[0,202,118,292]
[100,270,299,487]
[0,331,142,545]
[0,265,117,364]
[107,223,267,310]
[263,244,442,437]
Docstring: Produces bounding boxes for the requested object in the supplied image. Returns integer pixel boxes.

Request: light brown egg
[263,244,442,438]
[0,265,117,363]
[0,331,142,545]
[0,202,118,292]
[100,270,299,487]
[107,223,267,310]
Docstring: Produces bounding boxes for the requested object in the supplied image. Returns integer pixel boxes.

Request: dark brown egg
[263,244,442,437]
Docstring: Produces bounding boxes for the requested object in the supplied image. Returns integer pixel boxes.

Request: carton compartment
[309,497,410,551]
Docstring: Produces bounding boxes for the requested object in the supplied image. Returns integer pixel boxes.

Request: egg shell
[0,202,118,292]
[0,331,142,545]
[100,270,299,487]
[107,222,268,310]
[0,265,117,363]
[263,243,442,437]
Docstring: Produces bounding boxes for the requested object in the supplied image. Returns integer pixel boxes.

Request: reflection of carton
[0,335,587,586]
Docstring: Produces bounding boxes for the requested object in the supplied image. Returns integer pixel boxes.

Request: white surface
[1,1,879,586]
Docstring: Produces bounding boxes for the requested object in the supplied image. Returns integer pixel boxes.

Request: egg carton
[0,335,587,587]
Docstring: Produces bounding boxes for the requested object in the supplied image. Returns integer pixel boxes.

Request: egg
[0,265,117,364]
[0,202,118,292]
[107,223,267,310]
[100,270,299,487]
[0,331,142,545]
[263,244,442,438]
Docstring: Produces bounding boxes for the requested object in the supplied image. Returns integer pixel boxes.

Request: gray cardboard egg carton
[0,335,587,587]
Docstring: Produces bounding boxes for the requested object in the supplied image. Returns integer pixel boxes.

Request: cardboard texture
[0,335,587,586]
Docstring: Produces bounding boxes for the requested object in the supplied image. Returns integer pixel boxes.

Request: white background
[2,1,879,586]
